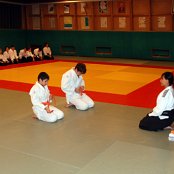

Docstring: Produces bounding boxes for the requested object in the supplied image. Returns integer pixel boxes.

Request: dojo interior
[0,0,174,174]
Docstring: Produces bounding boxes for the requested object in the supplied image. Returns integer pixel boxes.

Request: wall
[26,30,174,60]
[25,0,173,32]
[0,30,26,51]
[0,29,173,61]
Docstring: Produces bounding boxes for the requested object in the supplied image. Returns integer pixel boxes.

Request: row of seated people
[0,43,54,66]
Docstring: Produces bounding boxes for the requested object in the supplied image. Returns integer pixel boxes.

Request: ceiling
[0,0,66,4]
[1,0,100,5]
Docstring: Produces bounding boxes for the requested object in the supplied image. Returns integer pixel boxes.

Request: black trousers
[139,110,174,131]
[43,55,54,60]
[34,56,41,61]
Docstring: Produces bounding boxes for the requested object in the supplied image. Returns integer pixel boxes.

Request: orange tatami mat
[0,60,173,108]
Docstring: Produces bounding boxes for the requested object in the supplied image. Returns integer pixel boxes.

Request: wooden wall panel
[133,0,150,15]
[41,4,57,15]
[32,17,41,30]
[133,16,150,31]
[25,5,32,29]
[59,16,76,30]
[94,16,112,30]
[24,0,174,32]
[42,16,58,30]
[113,0,131,16]
[93,1,112,15]
[57,3,75,15]
[151,0,172,15]
[76,2,93,15]
[77,16,94,30]
[152,15,172,31]
[26,17,33,30]
[113,16,131,31]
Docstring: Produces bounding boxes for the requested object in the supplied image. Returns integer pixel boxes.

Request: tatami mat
[1,57,174,174]
[0,61,173,95]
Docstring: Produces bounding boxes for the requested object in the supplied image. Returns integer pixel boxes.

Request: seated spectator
[0,48,7,66]
[43,42,54,60]
[26,47,34,62]
[9,45,19,64]
[19,48,27,63]
[3,46,12,64]
[34,47,42,61]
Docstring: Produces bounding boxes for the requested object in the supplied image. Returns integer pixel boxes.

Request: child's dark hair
[38,72,49,81]
[75,63,86,74]
[4,46,9,50]
[44,42,48,47]
[161,72,174,86]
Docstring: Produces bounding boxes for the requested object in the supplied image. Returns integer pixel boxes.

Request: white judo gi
[61,68,94,110]
[34,48,42,57]
[29,82,64,122]
[9,48,18,61]
[3,51,10,60]
[149,86,174,119]
[43,46,52,56]
[139,85,174,131]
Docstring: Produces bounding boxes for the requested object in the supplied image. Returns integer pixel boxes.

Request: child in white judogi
[0,48,6,65]
[9,45,18,63]
[29,72,64,122]
[43,42,54,60]
[34,48,42,61]
[3,46,11,64]
[26,47,34,62]
[19,48,27,62]
[61,63,94,111]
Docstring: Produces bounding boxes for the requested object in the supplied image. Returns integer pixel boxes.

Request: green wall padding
[1,29,174,61]
[0,29,26,52]
[26,30,174,60]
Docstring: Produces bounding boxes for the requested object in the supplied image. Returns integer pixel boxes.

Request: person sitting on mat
[61,63,94,111]
[29,72,64,122]
[139,72,174,131]
[43,42,54,60]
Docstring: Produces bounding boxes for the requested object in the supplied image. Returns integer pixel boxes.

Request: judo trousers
[139,110,174,131]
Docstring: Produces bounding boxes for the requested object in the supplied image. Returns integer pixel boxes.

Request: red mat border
[1,59,174,70]
[0,59,171,108]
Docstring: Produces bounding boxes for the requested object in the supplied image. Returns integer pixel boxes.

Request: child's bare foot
[32,115,38,119]
[170,122,174,130]
[65,103,74,108]
[164,126,172,130]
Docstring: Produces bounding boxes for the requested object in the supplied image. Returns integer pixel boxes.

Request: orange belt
[42,101,53,113]
[79,86,83,96]
[42,101,50,106]
[42,95,56,108]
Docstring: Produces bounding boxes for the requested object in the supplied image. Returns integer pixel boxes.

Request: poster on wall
[49,17,56,29]
[64,4,70,14]
[172,0,174,13]
[138,17,146,28]
[99,1,107,13]
[119,17,126,28]
[100,17,107,28]
[81,17,89,29]
[32,17,40,29]
[64,16,72,29]
[48,4,55,14]
[157,16,166,28]
[32,4,40,15]
[81,2,87,14]
[118,1,126,13]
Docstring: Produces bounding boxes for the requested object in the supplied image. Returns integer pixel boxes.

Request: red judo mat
[0,59,170,108]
